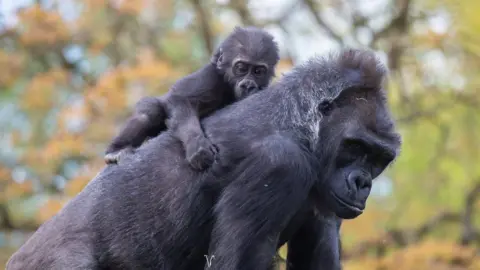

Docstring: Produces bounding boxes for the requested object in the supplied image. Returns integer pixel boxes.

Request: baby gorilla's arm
[162,64,227,170]
[105,63,225,170]
[104,96,166,164]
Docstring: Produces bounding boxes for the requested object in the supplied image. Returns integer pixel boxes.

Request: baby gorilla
[104,26,279,170]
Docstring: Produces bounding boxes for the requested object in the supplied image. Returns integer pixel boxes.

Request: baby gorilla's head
[215,26,280,100]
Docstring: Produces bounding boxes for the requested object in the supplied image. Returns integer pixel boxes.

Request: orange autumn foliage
[64,159,105,197]
[85,68,130,114]
[2,182,34,201]
[0,166,11,182]
[116,0,146,15]
[341,207,390,249]
[85,58,179,115]
[57,102,91,133]
[21,69,70,113]
[41,133,87,161]
[17,5,70,46]
[36,197,70,224]
[275,59,294,77]
[0,50,24,87]
[20,133,89,179]
[83,0,109,8]
[64,176,91,197]
[344,240,480,270]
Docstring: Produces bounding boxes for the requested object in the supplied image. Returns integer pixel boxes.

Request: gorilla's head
[294,49,401,219]
[214,26,280,100]
[317,87,400,219]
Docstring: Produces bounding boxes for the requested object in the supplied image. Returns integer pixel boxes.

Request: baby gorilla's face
[230,59,271,100]
[213,26,279,100]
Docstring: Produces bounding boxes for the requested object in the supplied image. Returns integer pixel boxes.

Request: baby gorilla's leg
[105,97,166,164]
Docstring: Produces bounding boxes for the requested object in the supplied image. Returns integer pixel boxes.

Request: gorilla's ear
[211,47,224,69]
[216,52,224,69]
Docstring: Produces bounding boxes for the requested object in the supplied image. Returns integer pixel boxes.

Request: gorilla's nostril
[358,175,371,189]
[355,176,365,189]
[348,171,371,190]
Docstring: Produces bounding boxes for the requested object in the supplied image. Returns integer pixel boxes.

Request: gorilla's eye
[318,100,334,116]
[253,66,267,77]
[347,141,367,156]
[234,62,249,75]
[336,139,368,167]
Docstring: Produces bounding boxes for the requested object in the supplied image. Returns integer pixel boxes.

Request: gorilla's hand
[185,135,218,170]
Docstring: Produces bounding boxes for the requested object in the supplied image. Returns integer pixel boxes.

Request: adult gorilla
[7,49,401,270]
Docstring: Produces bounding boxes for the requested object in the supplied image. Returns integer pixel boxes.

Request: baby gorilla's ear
[211,47,224,69]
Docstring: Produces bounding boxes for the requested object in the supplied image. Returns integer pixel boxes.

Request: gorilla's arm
[105,96,167,163]
[207,134,316,270]
[286,212,343,270]
[164,68,226,170]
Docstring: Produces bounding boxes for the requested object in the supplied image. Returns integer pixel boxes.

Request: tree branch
[227,0,256,26]
[371,0,412,44]
[0,204,13,230]
[301,0,344,46]
[259,1,302,27]
[190,0,214,55]
[461,181,480,245]
[370,0,412,70]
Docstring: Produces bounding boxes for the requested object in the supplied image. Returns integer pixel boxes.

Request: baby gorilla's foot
[186,136,218,171]
[104,147,135,165]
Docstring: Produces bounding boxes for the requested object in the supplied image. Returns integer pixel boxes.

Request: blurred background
[0,0,479,269]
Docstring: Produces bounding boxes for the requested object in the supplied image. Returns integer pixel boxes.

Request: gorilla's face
[323,136,397,219]
[230,59,271,100]
[314,88,401,219]
[215,27,279,101]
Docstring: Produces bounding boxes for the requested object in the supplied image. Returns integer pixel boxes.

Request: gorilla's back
[7,132,215,269]
[91,133,216,269]
[7,87,284,270]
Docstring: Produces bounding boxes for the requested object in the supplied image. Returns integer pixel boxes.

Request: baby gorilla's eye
[234,62,249,74]
[253,66,267,77]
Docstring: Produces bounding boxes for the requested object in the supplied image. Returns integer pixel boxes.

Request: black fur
[104,26,280,170]
[6,49,401,270]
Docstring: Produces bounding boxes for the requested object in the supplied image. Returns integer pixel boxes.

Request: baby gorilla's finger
[104,152,121,164]
[104,148,136,165]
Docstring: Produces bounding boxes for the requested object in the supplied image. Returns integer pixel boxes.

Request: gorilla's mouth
[330,191,364,215]
[234,85,261,100]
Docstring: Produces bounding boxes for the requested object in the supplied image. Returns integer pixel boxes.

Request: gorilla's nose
[347,171,372,191]
[240,81,258,93]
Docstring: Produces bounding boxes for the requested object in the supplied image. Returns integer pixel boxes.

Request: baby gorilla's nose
[239,80,258,93]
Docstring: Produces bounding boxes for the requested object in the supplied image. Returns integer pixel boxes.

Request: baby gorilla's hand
[185,135,218,170]
[104,147,135,165]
